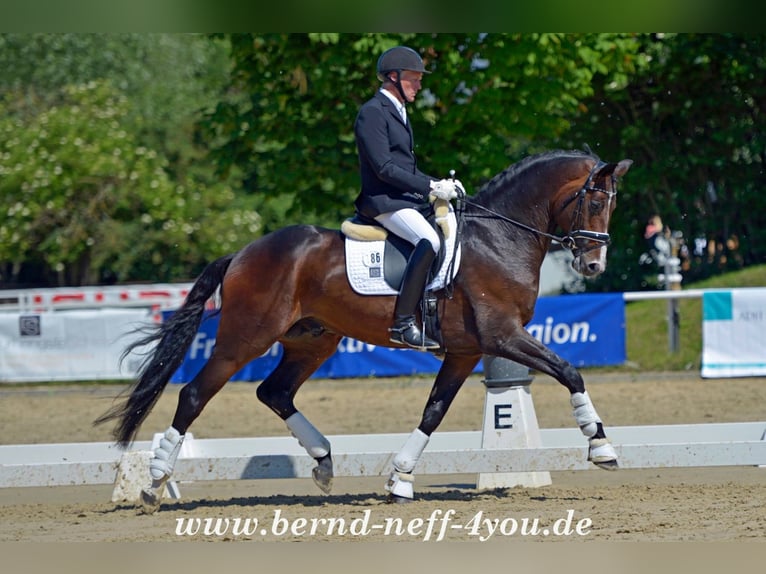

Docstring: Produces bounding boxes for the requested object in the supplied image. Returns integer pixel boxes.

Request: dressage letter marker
[477,356,552,489]
[494,404,513,429]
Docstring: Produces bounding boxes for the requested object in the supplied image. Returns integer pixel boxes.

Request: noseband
[461,160,618,257]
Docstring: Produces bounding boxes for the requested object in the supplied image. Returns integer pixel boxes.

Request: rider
[353,45,463,350]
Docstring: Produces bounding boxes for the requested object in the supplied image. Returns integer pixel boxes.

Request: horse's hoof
[593,459,619,471]
[384,470,415,500]
[312,454,334,494]
[386,493,414,504]
[588,437,618,470]
[139,488,162,514]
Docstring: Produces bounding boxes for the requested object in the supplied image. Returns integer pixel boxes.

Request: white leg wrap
[285,412,330,459]
[149,426,184,481]
[392,428,430,473]
[588,437,618,464]
[570,391,601,437]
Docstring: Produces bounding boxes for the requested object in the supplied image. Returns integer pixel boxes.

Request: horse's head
[554,157,633,277]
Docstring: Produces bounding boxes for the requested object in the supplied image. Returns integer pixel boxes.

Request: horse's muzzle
[571,251,606,277]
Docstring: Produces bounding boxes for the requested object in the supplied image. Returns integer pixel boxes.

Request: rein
[459,160,617,257]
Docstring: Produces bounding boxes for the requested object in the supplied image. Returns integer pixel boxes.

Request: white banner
[701,287,766,378]
[0,309,154,383]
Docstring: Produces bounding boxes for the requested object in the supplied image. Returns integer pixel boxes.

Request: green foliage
[0,79,260,285]
[0,33,260,286]
[0,33,231,171]
[202,33,643,232]
[2,33,764,290]
[565,33,766,293]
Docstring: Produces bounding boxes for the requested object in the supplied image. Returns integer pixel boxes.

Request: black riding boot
[389,239,440,350]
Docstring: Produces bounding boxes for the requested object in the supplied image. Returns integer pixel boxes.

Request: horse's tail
[94,253,235,447]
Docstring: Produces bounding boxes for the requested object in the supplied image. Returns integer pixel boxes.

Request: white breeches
[375,208,440,254]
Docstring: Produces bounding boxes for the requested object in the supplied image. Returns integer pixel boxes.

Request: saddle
[342,198,454,242]
[341,198,461,349]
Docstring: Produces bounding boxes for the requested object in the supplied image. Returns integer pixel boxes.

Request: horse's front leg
[569,386,618,469]
[386,353,481,502]
[487,331,618,470]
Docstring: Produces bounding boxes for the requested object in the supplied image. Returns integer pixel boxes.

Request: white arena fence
[0,422,764,502]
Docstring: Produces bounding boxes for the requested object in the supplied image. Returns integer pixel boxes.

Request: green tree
[0,33,262,286]
[14,33,760,292]
[0,33,231,175]
[202,33,643,232]
[0,80,260,285]
[566,33,766,291]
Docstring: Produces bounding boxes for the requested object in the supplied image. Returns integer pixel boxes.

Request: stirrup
[389,321,439,350]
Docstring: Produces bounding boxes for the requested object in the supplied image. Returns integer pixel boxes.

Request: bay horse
[96,148,632,513]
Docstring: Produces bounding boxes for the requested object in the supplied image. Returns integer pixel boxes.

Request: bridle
[457,160,618,258]
[554,159,618,257]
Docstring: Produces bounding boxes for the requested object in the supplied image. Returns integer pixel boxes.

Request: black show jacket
[353,91,434,219]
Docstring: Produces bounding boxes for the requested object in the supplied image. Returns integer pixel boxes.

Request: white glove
[429,179,458,201]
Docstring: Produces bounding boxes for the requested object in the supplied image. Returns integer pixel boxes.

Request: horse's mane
[477,148,599,198]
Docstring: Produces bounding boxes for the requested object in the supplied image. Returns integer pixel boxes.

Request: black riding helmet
[376,46,429,101]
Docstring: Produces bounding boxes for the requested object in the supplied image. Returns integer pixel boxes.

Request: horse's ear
[597,159,633,178]
[614,159,633,177]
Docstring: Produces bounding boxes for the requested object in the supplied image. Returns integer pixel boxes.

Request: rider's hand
[429,179,458,201]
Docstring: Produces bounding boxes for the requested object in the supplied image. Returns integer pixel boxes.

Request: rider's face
[395,70,423,103]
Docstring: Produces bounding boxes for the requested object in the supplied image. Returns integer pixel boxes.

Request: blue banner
[529,293,625,367]
[168,293,625,383]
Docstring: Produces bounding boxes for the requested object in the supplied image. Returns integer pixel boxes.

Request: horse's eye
[589,200,604,214]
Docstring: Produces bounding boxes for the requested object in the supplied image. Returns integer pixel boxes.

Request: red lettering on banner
[51,293,85,303]
[138,290,171,299]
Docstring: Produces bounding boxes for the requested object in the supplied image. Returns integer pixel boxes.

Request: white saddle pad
[344,210,461,296]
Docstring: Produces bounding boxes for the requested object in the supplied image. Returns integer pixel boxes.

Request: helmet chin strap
[390,70,407,104]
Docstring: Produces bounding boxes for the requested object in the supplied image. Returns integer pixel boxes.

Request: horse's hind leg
[142,327,339,512]
[386,353,480,502]
[141,287,296,514]
[140,341,259,513]
[255,327,343,494]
